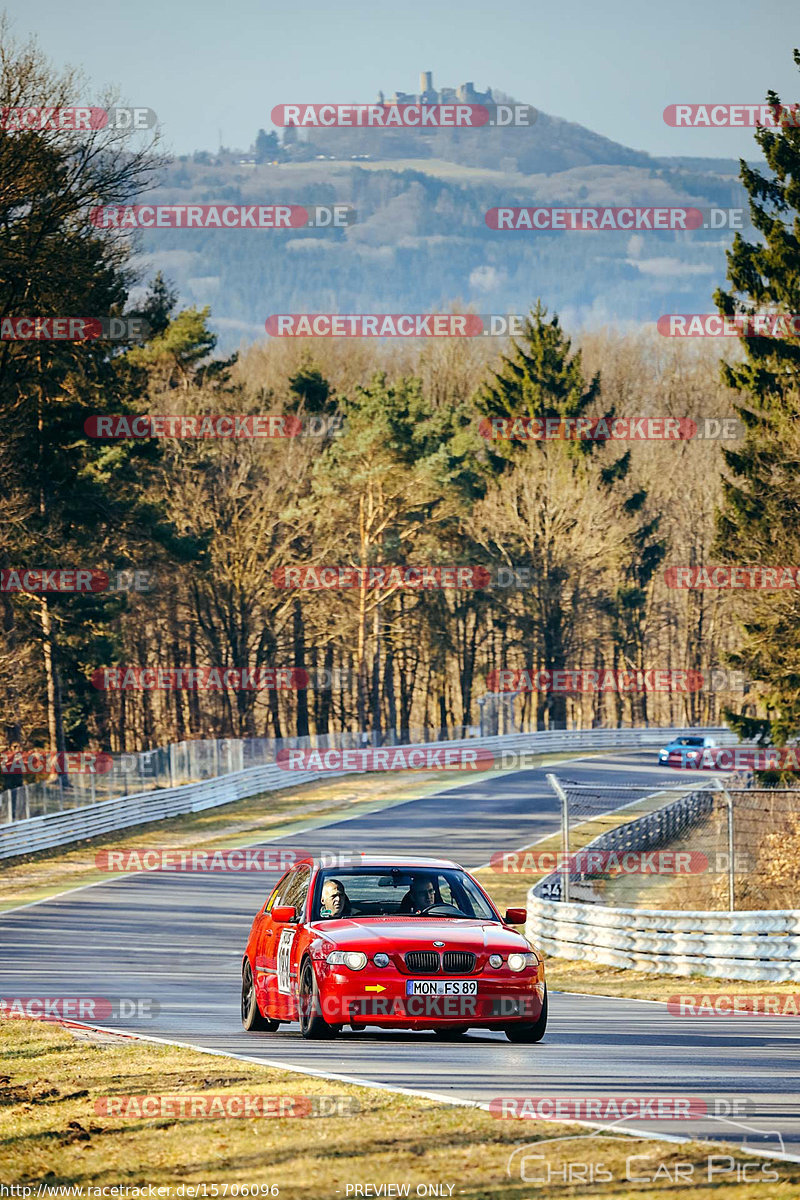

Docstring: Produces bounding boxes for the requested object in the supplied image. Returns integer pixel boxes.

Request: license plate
[405,980,477,996]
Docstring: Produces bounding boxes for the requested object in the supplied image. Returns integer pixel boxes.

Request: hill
[129,105,752,351]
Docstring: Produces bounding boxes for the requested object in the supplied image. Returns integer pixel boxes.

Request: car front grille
[404,951,440,973]
[442,951,476,974]
[403,950,477,974]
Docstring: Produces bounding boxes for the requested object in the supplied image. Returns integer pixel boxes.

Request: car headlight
[507,952,537,972]
[326,951,368,970]
[373,952,390,968]
[488,954,503,968]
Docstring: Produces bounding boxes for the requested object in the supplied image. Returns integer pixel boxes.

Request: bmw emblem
[433,940,444,947]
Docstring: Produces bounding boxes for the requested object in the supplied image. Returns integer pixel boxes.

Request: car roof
[304,855,462,870]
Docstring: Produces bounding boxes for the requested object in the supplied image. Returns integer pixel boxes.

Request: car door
[251,868,291,1018]
[262,865,312,1020]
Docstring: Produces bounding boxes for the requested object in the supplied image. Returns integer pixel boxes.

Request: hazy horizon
[8,0,799,160]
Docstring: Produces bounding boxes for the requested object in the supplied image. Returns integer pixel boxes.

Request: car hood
[310,917,531,953]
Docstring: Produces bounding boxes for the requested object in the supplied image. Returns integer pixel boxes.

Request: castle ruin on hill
[378,71,494,108]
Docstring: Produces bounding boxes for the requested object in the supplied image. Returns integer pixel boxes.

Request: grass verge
[2,1017,798,1198]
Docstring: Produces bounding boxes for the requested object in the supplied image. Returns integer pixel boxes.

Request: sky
[7,0,800,160]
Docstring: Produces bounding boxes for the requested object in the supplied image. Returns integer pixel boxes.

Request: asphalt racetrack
[2,750,798,1159]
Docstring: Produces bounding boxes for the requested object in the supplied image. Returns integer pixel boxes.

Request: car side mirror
[271,905,297,923]
[504,908,526,925]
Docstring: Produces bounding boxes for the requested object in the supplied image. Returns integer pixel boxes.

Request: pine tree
[0,27,198,769]
[714,52,800,753]
[478,300,603,469]
[476,303,662,727]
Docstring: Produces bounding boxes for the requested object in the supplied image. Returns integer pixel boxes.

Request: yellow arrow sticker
[364,984,386,993]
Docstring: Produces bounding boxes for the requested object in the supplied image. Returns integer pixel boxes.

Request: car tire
[433,1026,470,1039]
[298,958,339,1039]
[241,960,280,1032]
[505,986,548,1043]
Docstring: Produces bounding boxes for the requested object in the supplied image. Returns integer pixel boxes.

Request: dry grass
[2,1017,798,1199]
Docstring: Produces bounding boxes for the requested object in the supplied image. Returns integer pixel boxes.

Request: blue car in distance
[658,734,717,767]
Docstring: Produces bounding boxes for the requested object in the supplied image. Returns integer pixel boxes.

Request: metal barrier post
[714,776,735,912]
[547,772,570,903]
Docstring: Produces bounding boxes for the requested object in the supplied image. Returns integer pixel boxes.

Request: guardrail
[533,783,718,903]
[0,725,733,862]
[526,893,800,982]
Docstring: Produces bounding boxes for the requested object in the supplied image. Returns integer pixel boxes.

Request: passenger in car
[399,875,438,914]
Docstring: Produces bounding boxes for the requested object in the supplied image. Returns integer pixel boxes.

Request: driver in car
[401,875,438,914]
[320,878,352,919]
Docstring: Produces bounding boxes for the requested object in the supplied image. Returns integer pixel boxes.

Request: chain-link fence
[721,788,800,911]
[538,774,800,911]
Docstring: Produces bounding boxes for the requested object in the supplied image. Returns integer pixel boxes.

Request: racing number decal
[277,928,295,994]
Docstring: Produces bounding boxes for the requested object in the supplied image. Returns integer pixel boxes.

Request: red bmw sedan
[241,855,547,1042]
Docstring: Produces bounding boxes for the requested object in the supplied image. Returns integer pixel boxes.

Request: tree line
[1,28,799,784]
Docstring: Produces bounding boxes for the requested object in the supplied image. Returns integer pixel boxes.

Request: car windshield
[674,737,704,747]
[311,867,498,921]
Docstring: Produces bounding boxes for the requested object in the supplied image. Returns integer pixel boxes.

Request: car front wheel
[505,986,548,1043]
[298,959,339,1039]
